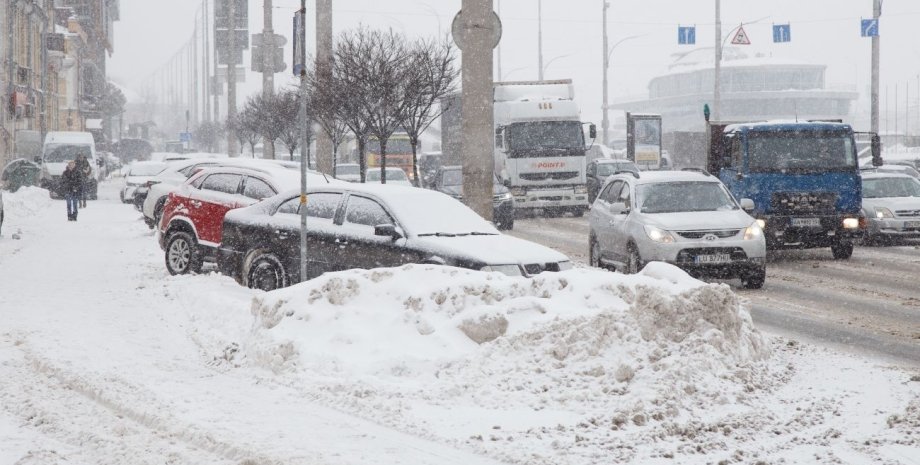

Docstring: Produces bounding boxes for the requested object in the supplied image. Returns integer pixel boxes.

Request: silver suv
[588,170,767,288]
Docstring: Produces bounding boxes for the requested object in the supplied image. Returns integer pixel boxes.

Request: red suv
[158,166,299,275]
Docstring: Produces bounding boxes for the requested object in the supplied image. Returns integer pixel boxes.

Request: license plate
[790,218,821,228]
[695,253,732,264]
[905,221,920,229]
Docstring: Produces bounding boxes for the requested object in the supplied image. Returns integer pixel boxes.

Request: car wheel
[496,215,514,231]
[626,244,643,274]
[741,268,766,289]
[571,207,585,218]
[165,231,203,275]
[245,253,288,291]
[153,201,165,226]
[589,235,603,269]
[831,241,854,260]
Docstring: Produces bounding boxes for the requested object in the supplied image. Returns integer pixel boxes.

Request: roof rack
[615,170,640,179]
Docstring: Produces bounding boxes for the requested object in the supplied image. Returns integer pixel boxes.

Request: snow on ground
[1,182,919,465]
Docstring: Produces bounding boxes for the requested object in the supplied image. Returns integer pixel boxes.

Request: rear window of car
[199,173,242,194]
[242,176,276,200]
[276,192,343,220]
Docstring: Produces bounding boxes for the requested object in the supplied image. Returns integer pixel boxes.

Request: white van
[41,131,100,199]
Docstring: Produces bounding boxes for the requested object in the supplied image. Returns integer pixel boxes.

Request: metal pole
[262,0,275,159]
[870,0,880,135]
[460,0,495,221]
[298,0,309,282]
[713,0,722,121]
[602,0,609,146]
[226,0,238,157]
[203,0,210,122]
[496,0,502,81]
[895,83,899,150]
[537,0,543,81]
[315,0,334,174]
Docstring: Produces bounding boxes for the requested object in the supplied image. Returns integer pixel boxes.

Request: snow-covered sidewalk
[0,182,918,465]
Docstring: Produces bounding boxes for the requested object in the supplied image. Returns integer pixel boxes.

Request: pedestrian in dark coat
[76,154,92,208]
[61,161,84,221]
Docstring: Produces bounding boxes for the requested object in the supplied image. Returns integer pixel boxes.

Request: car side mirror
[589,124,597,140]
[374,224,402,240]
[611,201,629,215]
[34,156,42,163]
[739,198,755,212]
[502,178,511,188]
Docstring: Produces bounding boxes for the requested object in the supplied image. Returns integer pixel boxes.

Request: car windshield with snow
[218,184,570,291]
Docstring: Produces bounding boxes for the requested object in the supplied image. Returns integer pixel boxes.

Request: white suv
[588,170,767,289]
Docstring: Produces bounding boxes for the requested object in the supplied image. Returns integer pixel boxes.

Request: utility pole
[226,0,239,157]
[459,0,495,221]
[870,0,880,135]
[602,0,609,146]
[295,0,309,283]
[262,0,275,159]
[496,0,502,81]
[537,0,543,81]
[315,0,334,174]
[203,0,210,122]
[713,0,722,121]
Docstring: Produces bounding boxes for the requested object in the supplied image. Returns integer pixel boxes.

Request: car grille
[675,229,740,239]
[519,171,579,181]
[771,192,837,214]
[895,210,920,218]
[676,247,748,263]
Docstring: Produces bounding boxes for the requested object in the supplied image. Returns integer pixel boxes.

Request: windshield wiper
[471,231,498,236]
[418,232,458,237]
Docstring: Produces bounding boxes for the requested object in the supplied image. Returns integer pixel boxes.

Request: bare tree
[308,67,349,175]
[401,36,459,183]
[246,93,288,160]
[193,121,224,153]
[335,28,409,183]
[239,97,262,157]
[277,89,311,162]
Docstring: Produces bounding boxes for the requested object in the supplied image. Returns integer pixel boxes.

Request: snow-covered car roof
[188,165,335,191]
[859,171,917,181]
[608,170,718,186]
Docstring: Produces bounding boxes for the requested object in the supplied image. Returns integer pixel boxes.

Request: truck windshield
[44,144,92,163]
[747,131,857,173]
[638,182,739,214]
[862,177,920,198]
[507,121,584,157]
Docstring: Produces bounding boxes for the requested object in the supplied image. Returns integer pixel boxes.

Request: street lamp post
[541,53,573,78]
[537,0,543,80]
[602,20,641,147]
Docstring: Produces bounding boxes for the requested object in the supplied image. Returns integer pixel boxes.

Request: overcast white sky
[109,0,920,132]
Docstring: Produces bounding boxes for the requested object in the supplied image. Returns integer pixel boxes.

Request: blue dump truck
[706,121,882,259]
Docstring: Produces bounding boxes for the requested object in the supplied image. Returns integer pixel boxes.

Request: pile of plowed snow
[3,186,52,218]
[243,263,772,463]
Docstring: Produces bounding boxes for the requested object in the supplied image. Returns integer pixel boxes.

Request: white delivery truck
[440,79,595,217]
[40,131,100,199]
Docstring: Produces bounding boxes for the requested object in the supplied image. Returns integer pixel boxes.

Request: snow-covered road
[1,181,918,465]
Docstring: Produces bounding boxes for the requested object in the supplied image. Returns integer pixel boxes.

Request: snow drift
[3,186,52,218]
[243,263,772,463]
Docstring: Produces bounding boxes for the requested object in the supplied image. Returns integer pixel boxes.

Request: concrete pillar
[460,0,495,220]
[315,0,334,173]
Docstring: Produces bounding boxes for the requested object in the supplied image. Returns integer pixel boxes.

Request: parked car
[158,165,329,275]
[334,163,361,182]
[586,158,640,204]
[365,167,414,187]
[861,164,920,180]
[121,161,168,204]
[431,165,514,230]
[588,170,767,289]
[860,171,920,244]
[218,184,572,291]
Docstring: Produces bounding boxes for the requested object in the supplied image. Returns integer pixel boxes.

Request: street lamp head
[703,103,711,122]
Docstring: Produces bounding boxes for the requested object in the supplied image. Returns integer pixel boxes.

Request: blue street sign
[861,18,879,37]
[179,132,192,143]
[773,24,791,43]
[678,26,696,45]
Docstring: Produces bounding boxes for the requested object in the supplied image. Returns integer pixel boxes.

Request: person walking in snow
[76,154,92,208]
[61,161,84,221]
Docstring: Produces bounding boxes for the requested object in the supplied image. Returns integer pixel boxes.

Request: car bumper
[512,187,588,209]
[867,217,920,239]
[122,185,139,201]
[760,214,864,248]
[637,238,766,277]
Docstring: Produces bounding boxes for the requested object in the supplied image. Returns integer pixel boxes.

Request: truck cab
[707,121,876,259]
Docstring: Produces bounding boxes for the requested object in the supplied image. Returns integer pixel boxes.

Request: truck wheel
[165,231,203,275]
[831,241,854,260]
[741,268,766,289]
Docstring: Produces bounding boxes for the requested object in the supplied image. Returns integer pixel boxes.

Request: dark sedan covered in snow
[217,184,572,290]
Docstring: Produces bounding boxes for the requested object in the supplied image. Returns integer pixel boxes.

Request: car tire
[831,241,854,260]
[571,208,586,218]
[741,268,766,289]
[245,252,288,291]
[496,215,514,231]
[165,231,203,275]
[153,201,165,227]
[626,244,643,274]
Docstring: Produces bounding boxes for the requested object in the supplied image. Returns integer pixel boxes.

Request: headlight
[574,185,588,195]
[743,222,763,240]
[511,187,526,197]
[493,192,512,201]
[874,207,894,219]
[644,225,675,243]
[480,264,523,276]
[755,219,766,229]
[842,217,860,229]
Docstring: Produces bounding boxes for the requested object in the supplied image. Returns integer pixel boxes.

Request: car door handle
[189,200,202,208]
[275,229,290,239]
